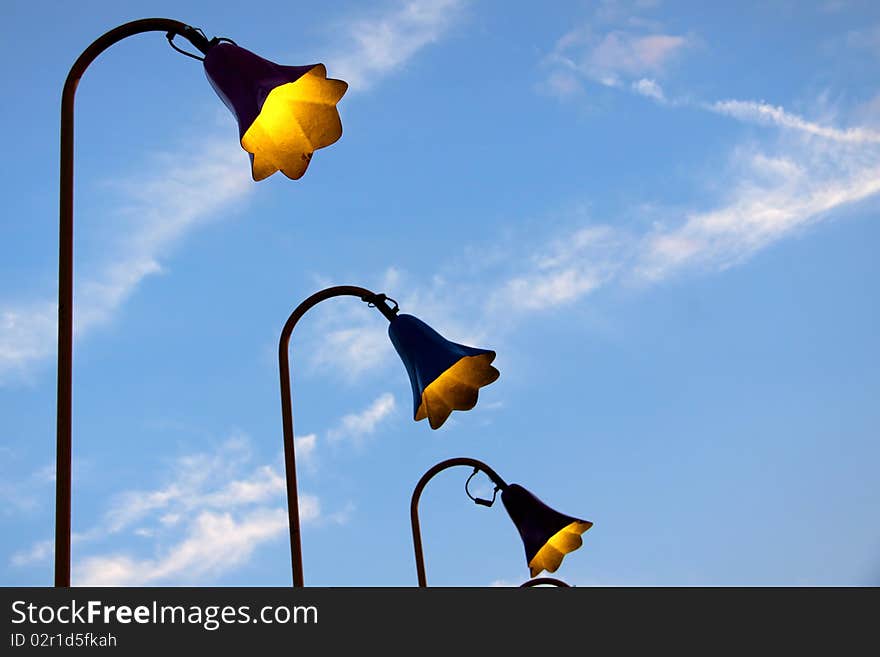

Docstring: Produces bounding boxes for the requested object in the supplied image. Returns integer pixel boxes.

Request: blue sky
[1,0,879,586]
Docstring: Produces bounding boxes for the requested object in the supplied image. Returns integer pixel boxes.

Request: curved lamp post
[519,577,571,587]
[55,18,347,587]
[410,457,592,586]
[279,287,499,586]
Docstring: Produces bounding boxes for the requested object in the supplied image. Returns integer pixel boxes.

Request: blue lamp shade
[388,314,499,430]
[203,42,347,181]
[501,484,592,578]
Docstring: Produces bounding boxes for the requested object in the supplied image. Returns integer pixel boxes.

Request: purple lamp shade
[203,42,347,181]
[501,484,593,577]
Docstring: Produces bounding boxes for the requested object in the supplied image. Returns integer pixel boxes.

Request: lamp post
[54,18,347,587]
[519,577,571,587]
[410,457,593,586]
[279,287,500,586]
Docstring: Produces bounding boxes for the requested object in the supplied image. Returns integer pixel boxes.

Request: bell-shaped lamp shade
[203,42,347,181]
[388,314,499,430]
[501,484,592,578]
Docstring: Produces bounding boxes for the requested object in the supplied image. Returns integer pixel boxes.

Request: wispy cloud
[0,135,252,385]
[102,435,260,533]
[545,11,880,150]
[708,100,880,144]
[490,226,628,313]
[10,388,405,584]
[309,93,880,367]
[327,0,466,91]
[545,26,691,96]
[0,461,56,516]
[0,301,57,384]
[76,138,252,333]
[76,508,292,586]
[311,325,395,381]
[295,433,318,470]
[493,115,880,301]
[328,392,397,444]
[632,77,666,102]
[11,436,328,585]
[489,578,518,587]
[11,539,53,567]
[635,145,880,281]
[539,0,695,100]
[513,11,879,312]
[304,267,404,380]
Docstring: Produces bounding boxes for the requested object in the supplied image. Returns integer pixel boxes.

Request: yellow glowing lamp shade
[415,353,499,428]
[203,43,347,181]
[388,314,499,430]
[242,66,346,180]
[501,484,592,577]
[528,521,593,577]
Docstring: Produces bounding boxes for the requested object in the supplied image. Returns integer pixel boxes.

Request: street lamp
[55,18,347,587]
[279,287,500,586]
[203,40,347,180]
[410,457,592,586]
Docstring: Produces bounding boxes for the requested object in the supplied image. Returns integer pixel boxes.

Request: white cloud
[491,226,628,312]
[489,578,518,587]
[11,539,53,567]
[291,89,878,375]
[547,26,690,92]
[104,485,183,534]
[328,392,396,443]
[634,149,880,281]
[529,14,880,306]
[632,77,665,102]
[294,433,318,469]
[541,0,692,98]
[542,70,584,99]
[102,436,253,533]
[311,325,394,380]
[304,267,415,381]
[0,302,56,384]
[708,100,880,144]
[0,135,252,384]
[76,508,290,586]
[327,0,465,91]
[11,436,330,585]
[299,91,880,385]
[503,116,880,298]
[547,18,880,152]
[493,120,880,304]
[76,136,253,336]
[589,32,688,82]
[201,465,287,508]
[497,268,604,312]
[0,461,57,515]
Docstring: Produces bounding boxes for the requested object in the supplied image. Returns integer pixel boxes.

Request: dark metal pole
[410,457,508,587]
[278,286,397,586]
[56,18,213,587]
